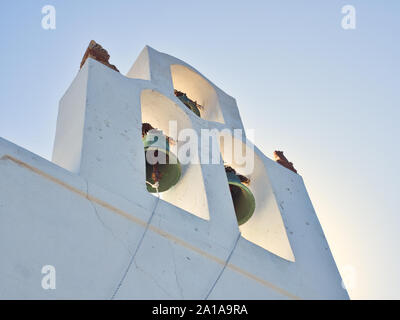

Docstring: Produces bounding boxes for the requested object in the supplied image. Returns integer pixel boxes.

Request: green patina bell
[143,129,181,193]
[226,170,256,225]
[174,91,201,117]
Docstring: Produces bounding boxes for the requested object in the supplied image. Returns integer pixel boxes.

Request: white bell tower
[0,42,349,299]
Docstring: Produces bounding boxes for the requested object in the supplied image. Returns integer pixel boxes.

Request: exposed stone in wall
[80,40,119,72]
[273,151,298,174]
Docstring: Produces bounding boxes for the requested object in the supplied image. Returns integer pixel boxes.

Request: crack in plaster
[169,241,184,299]
[204,232,241,299]
[133,260,173,298]
[85,180,133,255]
[110,192,160,300]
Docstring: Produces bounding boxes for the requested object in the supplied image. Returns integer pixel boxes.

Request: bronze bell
[225,167,255,225]
[143,124,181,193]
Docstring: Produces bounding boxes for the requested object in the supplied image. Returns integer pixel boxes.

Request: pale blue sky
[0,1,399,299]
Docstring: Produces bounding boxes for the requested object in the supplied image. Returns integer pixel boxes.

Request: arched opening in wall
[218,131,295,262]
[140,89,210,220]
[170,64,224,124]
